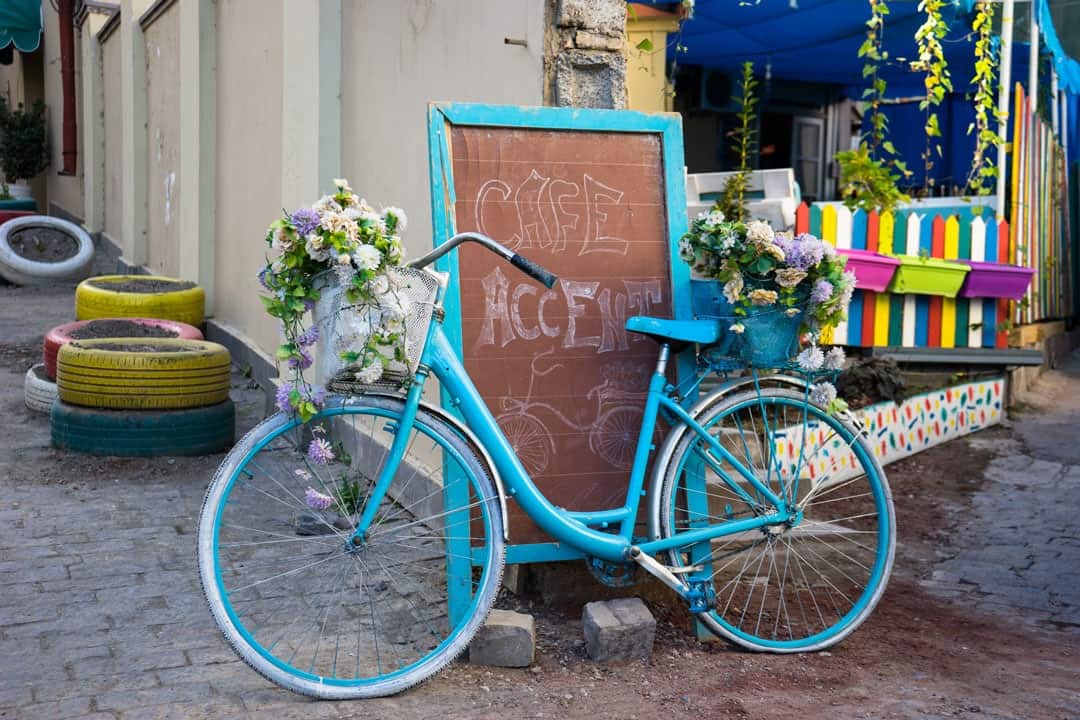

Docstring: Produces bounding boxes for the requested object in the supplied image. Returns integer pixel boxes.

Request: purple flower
[303,299,316,313]
[257,267,271,290]
[296,323,320,347]
[307,438,335,465]
[275,382,293,412]
[304,486,334,510]
[291,208,320,237]
[308,384,327,405]
[287,348,313,370]
[810,279,834,304]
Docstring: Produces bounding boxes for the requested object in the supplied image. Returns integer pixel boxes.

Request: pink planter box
[959,261,1035,300]
[838,248,900,292]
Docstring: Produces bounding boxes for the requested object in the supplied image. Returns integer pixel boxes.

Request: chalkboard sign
[428,103,690,552]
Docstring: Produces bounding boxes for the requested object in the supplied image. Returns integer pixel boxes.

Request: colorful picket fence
[794,203,1010,349]
[1010,84,1074,325]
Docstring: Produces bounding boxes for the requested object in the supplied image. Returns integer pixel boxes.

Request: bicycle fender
[645,374,809,542]
[360,390,511,542]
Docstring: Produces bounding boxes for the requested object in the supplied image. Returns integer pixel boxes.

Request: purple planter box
[959,261,1035,300]
[838,248,900,292]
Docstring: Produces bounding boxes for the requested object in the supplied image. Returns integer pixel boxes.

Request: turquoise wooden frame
[426,102,692,564]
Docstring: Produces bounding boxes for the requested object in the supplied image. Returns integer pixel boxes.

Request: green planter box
[886,255,970,298]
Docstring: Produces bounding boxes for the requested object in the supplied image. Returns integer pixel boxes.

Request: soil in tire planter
[7,227,80,263]
[68,320,179,340]
[87,278,198,293]
[79,341,190,353]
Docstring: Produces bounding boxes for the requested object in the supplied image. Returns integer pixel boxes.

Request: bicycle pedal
[665,564,704,575]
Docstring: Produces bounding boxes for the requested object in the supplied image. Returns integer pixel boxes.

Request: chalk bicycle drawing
[197,232,895,699]
[495,350,646,474]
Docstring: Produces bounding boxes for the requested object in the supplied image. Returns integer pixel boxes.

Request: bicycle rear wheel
[657,388,894,652]
[197,395,504,698]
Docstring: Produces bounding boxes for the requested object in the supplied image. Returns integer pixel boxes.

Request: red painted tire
[43,317,204,380]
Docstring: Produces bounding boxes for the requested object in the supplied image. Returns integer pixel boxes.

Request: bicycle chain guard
[585,556,640,588]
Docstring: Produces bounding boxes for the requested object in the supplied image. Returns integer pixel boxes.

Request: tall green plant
[964,0,1002,196]
[716,61,757,222]
[0,98,48,190]
[913,0,952,192]
[836,0,910,213]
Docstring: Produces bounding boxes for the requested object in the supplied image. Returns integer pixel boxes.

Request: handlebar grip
[510,253,559,289]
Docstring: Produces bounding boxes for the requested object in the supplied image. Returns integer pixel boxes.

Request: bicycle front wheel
[197,395,505,698]
[657,388,895,652]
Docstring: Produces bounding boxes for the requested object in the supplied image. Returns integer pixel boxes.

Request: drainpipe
[995,0,1014,218]
[58,0,77,174]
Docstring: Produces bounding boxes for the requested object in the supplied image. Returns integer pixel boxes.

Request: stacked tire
[0,215,95,285]
[46,275,235,457]
[51,338,236,456]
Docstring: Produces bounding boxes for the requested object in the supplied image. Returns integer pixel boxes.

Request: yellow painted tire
[56,338,231,410]
[75,275,206,325]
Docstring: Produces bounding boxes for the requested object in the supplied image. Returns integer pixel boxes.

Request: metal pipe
[995,0,1015,218]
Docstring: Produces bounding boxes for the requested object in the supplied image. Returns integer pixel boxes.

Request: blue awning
[0,0,42,53]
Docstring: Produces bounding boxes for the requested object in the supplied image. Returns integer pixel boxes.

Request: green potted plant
[0,98,48,211]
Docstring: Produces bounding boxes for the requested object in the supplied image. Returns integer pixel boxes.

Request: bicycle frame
[350,314,794,573]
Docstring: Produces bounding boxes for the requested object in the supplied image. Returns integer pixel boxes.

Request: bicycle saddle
[625,316,720,349]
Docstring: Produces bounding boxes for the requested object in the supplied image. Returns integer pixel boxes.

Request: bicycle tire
[75,275,205,325]
[56,338,230,410]
[656,387,895,652]
[197,395,505,699]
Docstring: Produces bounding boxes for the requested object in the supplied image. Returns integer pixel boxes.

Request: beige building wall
[340,0,545,258]
[40,2,84,219]
[102,29,123,249]
[214,0,284,353]
[144,6,181,276]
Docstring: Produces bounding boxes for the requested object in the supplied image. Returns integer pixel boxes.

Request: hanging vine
[836,0,910,213]
[964,0,1002,196]
[913,0,953,192]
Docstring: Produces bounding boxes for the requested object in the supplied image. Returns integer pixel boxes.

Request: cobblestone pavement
[1,268,1078,719]
[918,353,1080,632]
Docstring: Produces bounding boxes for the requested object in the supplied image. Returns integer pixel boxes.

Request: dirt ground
[1,254,1077,719]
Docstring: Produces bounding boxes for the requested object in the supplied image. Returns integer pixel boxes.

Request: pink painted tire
[43,317,204,380]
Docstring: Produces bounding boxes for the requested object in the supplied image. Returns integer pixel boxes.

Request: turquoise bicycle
[197,232,895,699]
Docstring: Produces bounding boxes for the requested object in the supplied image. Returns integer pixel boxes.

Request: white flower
[797,346,825,372]
[824,347,846,371]
[822,242,837,259]
[722,274,743,304]
[305,233,331,262]
[271,226,295,253]
[387,236,405,262]
[332,178,353,194]
[359,210,386,233]
[729,323,745,334]
[313,195,341,215]
[810,381,837,407]
[381,292,412,321]
[370,274,390,295]
[271,257,285,273]
[354,245,381,271]
[382,206,407,233]
[342,206,362,220]
[355,361,383,385]
[785,308,801,317]
[746,220,774,245]
[678,237,694,262]
[748,288,778,306]
[775,268,807,288]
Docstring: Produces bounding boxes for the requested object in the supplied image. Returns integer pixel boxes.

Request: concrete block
[557,0,626,36]
[469,609,535,667]
[582,597,655,662]
[554,50,627,109]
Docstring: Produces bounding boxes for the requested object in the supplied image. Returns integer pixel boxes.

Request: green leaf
[635,37,654,52]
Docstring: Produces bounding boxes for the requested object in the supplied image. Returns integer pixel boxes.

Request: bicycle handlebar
[406,232,559,289]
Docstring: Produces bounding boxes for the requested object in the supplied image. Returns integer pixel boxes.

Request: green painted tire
[51,399,236,457]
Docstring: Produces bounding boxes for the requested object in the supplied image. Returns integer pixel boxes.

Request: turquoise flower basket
[691,279,805,368]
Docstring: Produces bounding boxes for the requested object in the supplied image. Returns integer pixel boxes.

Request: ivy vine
[913,0,953,191]
[964,0,1002,196]
[836,0,910,213]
